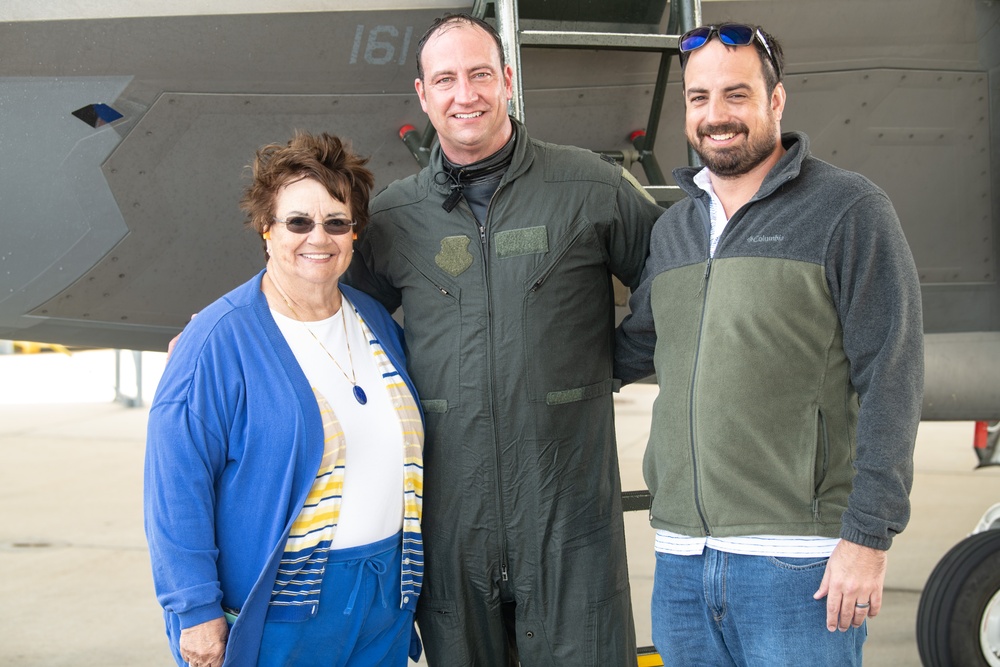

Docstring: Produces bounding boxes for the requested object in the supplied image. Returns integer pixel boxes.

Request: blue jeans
[651,548,866,666]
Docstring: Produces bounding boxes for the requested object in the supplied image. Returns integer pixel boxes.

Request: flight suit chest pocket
[395,245,463,412]
[522,221,612,404]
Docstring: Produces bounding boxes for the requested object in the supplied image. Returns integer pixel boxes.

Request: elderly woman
[145,132,423,667]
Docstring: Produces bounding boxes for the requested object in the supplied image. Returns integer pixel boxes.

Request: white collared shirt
[693,167,729,257]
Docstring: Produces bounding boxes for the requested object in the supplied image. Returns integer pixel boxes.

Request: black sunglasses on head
[679,23,780,77]
[272,216,356,235]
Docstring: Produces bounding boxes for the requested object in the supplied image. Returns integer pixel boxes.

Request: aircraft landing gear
[916,525,1000,666]
[975,420,1000,468]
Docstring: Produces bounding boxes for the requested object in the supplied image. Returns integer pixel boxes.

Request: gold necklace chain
[267,272,363,397]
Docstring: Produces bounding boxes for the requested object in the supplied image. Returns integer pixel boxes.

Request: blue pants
[651,548,866,666]
[257,533,415,667]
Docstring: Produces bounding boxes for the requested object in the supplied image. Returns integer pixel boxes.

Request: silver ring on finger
[855,601,870,609]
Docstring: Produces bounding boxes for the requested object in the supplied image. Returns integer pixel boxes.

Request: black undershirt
[437,128,517,225]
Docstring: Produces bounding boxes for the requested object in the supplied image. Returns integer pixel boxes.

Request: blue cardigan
[144,271,422,666]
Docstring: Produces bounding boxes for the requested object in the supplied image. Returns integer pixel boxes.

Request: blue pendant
[353,385,368,405]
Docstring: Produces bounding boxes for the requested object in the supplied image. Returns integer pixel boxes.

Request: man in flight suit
[347,13,663,666]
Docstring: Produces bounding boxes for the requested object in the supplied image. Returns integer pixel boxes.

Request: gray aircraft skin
[1,2,999,664]
[0,0,997,413]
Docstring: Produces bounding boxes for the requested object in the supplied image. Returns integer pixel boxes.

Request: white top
[655,529,840,558]
[694,167,729,258]
[272,296,404,549]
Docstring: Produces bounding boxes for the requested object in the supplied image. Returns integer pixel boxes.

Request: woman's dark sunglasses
[679,23,779,75]
[272,216,356,235]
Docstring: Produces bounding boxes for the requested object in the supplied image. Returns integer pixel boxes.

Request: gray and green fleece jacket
[615,132,923,551]
[346,118,662,665]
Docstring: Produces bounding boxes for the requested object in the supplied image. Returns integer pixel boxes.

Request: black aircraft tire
[916,529,1000,666]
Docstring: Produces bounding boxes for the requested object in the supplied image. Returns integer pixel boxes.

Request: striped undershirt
[655,530,840,558]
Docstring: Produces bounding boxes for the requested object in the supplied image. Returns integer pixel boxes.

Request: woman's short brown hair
[241,132,375,249]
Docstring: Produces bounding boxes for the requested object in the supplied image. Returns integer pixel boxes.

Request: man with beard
[614,23,923,665]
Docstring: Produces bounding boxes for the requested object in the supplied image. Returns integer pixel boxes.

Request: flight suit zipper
[463,186,512,588]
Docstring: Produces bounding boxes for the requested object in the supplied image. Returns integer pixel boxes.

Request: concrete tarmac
[1,349,997,666]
